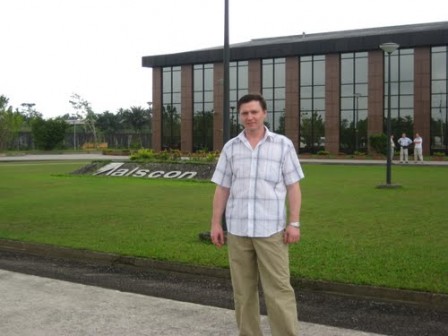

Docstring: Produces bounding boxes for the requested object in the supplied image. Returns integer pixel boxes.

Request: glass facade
[300,55,325,153]
[229,61,248,137]
[384,49,414,138]
[150,29,445,155]
[262,58,286,134]
[431,46,448,153]
[193,64,214,151]
[162,66,181,149]
[340,52,368,153]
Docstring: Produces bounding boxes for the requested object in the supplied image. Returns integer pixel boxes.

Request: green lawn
[0,161,447,294]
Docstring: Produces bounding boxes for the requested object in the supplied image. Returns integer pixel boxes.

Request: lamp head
[380,42,400,54]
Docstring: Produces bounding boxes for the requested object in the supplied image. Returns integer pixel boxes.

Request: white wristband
[289,221,300,228]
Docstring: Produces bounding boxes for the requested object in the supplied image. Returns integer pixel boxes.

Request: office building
[142,21,448,155]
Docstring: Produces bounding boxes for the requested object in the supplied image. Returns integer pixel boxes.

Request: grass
[0,161,447,294]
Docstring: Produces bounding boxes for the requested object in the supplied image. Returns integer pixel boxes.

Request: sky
[1,0,447,119]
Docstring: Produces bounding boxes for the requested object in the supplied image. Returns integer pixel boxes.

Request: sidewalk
[0,269,387,336]
[1,153,447,166]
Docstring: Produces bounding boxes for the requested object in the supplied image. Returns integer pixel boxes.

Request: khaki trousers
[227,232,299,336]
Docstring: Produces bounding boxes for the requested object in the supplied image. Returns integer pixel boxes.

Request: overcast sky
[1,0,446,119]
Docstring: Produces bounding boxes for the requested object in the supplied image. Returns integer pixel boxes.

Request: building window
[193,64,214,152]
[384,49,414,138]
[262,58,285,134]
[340,52,368,154]
[431,46,448,154]
[162,66,181,150]
[300,55,325,153]
[230,61,248,137]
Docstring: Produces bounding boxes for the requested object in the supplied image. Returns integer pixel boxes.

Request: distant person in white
[397,133,413,163]
[413,133,424,163]
[390,135,396,161]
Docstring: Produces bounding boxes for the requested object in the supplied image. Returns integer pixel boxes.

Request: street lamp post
[439,99,444,146]
[66,115,79,151]
[379,42,399,187]
[222,0,230,145]
[73,117,76,150]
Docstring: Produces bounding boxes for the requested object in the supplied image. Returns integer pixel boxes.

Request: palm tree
[121,106,150,148]
[96,111,122,147]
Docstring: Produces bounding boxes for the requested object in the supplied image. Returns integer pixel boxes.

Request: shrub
[369,133,387,155]
[317,150,329,156]
[130,148,155,160]
[31,118,69,150]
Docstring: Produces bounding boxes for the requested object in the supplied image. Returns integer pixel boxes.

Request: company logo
[93,162,198,179]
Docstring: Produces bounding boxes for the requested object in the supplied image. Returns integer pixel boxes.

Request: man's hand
[283,225,301,244]
[210,223,225,248]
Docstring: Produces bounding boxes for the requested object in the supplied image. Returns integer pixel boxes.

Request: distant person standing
[397,133,413,163]
[413,133,424,163]
[390,135,396,162]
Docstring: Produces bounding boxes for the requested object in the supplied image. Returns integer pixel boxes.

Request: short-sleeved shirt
[413,136,423,149]
[211,128,304,238]
[397,137,412,147]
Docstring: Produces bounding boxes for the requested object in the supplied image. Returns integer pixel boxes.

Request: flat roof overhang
[142,21,448,68]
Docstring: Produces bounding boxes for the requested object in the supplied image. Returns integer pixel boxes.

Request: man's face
[239,100,267,133]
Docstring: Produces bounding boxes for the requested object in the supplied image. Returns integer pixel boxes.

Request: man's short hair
[237,93,267,112]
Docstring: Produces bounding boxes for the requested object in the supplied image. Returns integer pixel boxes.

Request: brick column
[152,67,162,151]
[285,56,299,150]
[414,47,431,156]
[213,63,224,150]
[181,65,193,153]
[248,59,261,94]
[368,50,385,153]
[325,54,340,154]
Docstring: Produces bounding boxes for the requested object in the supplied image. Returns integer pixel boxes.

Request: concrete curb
[1,238,447,312]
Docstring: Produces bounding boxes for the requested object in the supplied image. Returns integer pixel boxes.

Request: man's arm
[284,182,302,244]
[210,185,230,248]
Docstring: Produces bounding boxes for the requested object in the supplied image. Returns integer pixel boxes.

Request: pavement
[0,268,390,336]
[1,153,447,336]
[1,152,448,166]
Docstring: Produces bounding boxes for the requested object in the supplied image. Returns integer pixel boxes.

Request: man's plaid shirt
[212,128,304,237]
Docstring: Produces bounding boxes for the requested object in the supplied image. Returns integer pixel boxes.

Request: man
[210,93,304,336]
[413,133,424,163]
[390,135,396,162]
[397,133,413,163]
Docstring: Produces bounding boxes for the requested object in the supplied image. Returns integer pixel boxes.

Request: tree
[161,104,181,149]
[121,106,150,147]
[275,114,285,134]
[300,110,325,153]
[31,117,69,150]
[0,95,24,151]
[20,103,42,126]
[69,93,98,146]
[193,109,214,151]
[96,111,122,147]
[369,133,387,155]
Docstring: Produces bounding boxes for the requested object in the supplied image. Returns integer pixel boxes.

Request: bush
[433,152,446,157]
[31,118,69,150]
[317,150,329,156]
[130,148,155,160]
[130,149,220,163]
[369,133,387,155]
